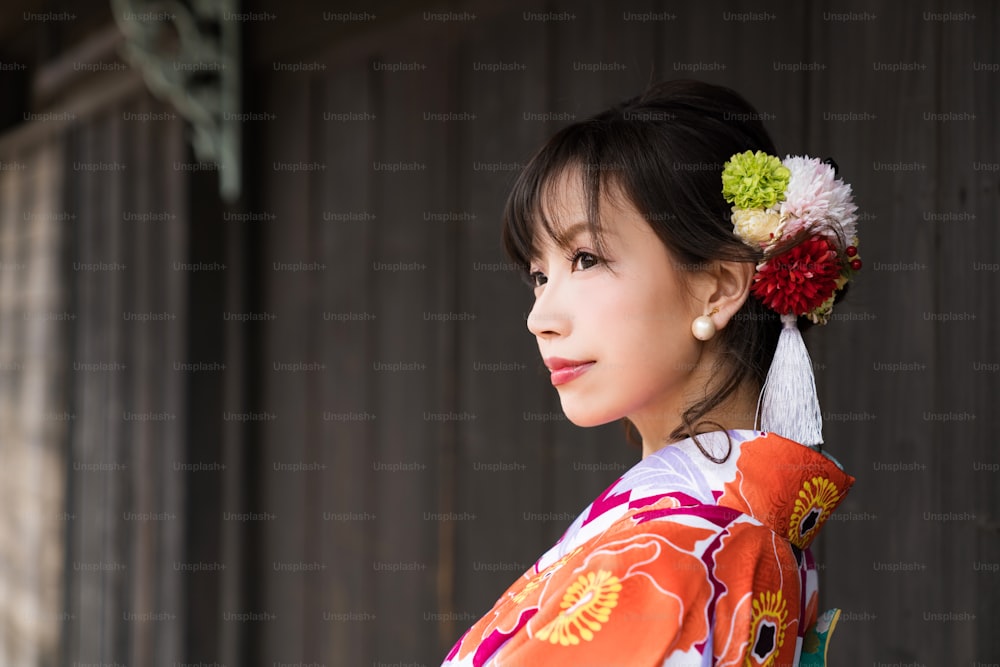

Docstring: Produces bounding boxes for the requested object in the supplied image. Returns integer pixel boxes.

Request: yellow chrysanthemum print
[512,575,543,606]
[745,589,788,666]
[534,570,621,646]
[514,546,584,605]
[788,476,842,549]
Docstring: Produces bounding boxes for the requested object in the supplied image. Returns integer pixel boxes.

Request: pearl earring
[691,307,720,341]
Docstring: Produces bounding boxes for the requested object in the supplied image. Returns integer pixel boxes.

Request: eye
[571,251,600,271]
[527,270,547,288]
[524,250,601,290]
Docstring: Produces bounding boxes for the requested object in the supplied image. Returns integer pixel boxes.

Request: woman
[442,79,858,666]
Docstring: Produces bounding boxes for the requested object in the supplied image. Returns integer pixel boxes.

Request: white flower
[732,207,783,248]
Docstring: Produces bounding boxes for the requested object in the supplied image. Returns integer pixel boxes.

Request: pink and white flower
[778,156,858,248]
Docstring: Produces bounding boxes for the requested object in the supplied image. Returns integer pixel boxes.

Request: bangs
[501,79,767,281]
[501,123,620,278]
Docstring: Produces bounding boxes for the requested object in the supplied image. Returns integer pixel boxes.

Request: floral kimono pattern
[441,429,855,666]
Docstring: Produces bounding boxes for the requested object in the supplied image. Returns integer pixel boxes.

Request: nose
[526,278,572,339]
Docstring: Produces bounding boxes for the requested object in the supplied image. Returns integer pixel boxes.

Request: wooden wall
[57,72,190,666]
[0,106,67,667]
[0,27,252,666]
[0,0,996,665]
[49,60,259,667]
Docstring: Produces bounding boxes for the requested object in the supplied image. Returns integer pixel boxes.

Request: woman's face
[526,168,714,447]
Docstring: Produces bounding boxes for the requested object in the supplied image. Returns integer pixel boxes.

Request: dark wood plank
[364,28,454,666]
[805,1,944,663]
[255,64,314,663]
[0,125,70,667]
[319,54,378,665]
[446,6,554,652]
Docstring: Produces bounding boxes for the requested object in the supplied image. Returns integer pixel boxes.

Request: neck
[638,382,760,459]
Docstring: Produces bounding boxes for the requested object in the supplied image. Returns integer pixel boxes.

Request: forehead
[527,170,604,264]
[532,164,640,248]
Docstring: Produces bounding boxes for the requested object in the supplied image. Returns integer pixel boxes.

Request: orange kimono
[442,429,854,666]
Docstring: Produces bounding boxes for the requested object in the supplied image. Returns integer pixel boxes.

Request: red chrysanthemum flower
[752,236,843,316]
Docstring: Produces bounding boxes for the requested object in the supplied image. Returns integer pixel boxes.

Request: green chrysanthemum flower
[721,150,791,210]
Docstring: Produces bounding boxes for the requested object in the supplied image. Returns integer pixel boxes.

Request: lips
[544,357,595,387]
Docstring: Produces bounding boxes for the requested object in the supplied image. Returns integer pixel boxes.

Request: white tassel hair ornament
[756,313,824,449]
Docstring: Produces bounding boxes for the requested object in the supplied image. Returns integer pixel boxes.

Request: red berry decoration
[850,258,862,271]
[845,245,858,257]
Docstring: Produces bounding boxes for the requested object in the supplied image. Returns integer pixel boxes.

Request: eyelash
[527,250,602,288]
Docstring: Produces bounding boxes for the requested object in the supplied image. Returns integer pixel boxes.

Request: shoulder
[518,505,802,664]
[466,501,805,666]
[594,500,801,599]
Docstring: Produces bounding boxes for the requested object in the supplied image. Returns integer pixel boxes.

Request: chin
[558,398,622,428]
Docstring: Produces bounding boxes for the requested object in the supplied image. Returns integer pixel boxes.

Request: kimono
[441,429,855,666]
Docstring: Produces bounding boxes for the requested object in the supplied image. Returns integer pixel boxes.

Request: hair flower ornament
[721,150,863,448]
[722,150,862,325]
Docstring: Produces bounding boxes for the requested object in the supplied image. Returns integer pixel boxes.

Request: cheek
[555,274,701,427]
[618,287,702,378]
[607,280,692,347]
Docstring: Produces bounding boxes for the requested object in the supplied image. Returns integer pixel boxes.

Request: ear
[702,260,754,331]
